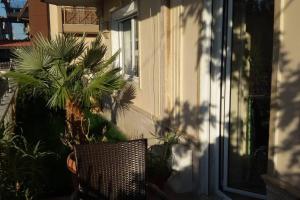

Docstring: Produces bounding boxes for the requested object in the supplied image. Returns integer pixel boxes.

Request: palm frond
[117,84,136,111]
[81,34,107,70]
[47,61,68,86]
[47,86,69,109]
[3,71,47,89]
[47,34,86,63]
[13,47,52,74]
[94,50,120,72]
[83,68,125,105]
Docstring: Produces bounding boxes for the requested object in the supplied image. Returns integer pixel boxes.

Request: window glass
[133,18,139,77]
[119,18,139,78]
[227,0,274,195]
[121,19,132,76]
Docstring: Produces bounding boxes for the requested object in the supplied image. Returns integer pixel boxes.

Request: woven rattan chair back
[74,139,147,200]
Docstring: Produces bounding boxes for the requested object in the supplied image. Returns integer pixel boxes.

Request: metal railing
[0,88,16,126]
[62,7,99,25]
[0,62,17,126]
[0,62,15,70]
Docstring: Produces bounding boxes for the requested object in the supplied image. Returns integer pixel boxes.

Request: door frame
[210,0,272,199]
[219,0,269,199]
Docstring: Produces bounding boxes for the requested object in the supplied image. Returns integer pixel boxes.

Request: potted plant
[147,131,181,189]
[4,34,126,173]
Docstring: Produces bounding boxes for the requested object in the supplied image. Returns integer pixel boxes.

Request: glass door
[222,0,274,199]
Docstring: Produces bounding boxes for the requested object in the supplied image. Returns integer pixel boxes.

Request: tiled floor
[44,191,210,200]
[42,184,217,200]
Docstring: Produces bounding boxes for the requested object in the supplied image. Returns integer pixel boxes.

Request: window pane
[122,19,132,76]
[227,0,274,194]
[133,18,139,77]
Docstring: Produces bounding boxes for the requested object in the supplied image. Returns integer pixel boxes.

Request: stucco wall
[267,0,300,196]
[49,4,62,38]
[101,0,203,137]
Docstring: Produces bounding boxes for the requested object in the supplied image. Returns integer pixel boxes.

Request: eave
[41,0,100,7]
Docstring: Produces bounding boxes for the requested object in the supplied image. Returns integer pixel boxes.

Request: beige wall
[99,0,203,140]
[49,4,62,38]
[99,0,166,139]
[267,0,300,196]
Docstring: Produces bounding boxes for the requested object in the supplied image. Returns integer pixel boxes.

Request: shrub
[0,124,55,200]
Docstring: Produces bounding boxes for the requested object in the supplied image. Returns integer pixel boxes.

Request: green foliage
[84,111,127,143]
[0,123,55,200]
[4,34,125,110]
[15,87,72,197]
[60,110,127,147]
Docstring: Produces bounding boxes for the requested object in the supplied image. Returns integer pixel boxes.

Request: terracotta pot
[67,152,77,174]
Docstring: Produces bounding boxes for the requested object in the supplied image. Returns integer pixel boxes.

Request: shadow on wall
[154,0,300,196]
[153,100,214,194]
[268,26,300,185]
[100,83,136,125]
[102,0,300,195]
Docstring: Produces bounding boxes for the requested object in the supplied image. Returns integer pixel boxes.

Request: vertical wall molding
[197,0,213,195]
[169,0,182,114]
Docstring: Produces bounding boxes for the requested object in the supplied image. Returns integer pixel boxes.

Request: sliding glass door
[222,0,274,198]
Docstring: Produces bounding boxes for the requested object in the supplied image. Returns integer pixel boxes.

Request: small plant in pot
[4,34,128,173]
[147,130,181,189]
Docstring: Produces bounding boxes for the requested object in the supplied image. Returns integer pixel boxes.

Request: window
[111,1,139,80]
[119,17,139,78]
[221,0,274,198]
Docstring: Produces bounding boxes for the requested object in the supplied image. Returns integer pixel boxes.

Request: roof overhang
[41,0,100,6]
[0,41,31,49]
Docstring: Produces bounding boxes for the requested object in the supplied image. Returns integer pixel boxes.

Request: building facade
[18,0,50,39]
[43,0,300,199]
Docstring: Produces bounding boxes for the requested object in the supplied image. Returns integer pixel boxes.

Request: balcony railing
[62,7,99,25]
[0,62,17,126]
[0,62,15,71]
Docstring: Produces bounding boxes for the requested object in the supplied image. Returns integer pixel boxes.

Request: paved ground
[43,192,212,200]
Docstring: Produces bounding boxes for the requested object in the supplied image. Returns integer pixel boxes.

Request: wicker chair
[73,139,167,200]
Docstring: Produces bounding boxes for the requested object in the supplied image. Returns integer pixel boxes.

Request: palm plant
[4,34,125,146]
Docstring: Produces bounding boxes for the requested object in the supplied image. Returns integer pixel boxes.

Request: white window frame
[111,1,139,82]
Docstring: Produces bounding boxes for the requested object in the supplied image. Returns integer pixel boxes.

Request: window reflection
[227,0,274,194]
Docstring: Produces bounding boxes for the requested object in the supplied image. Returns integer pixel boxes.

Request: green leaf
[83,68,125,105]
[81,34,107,70]
[13,47,52,75]
[94,50,120,72]
[47,34,86,63]
[47,86,69,109]
[3,72,47,89]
